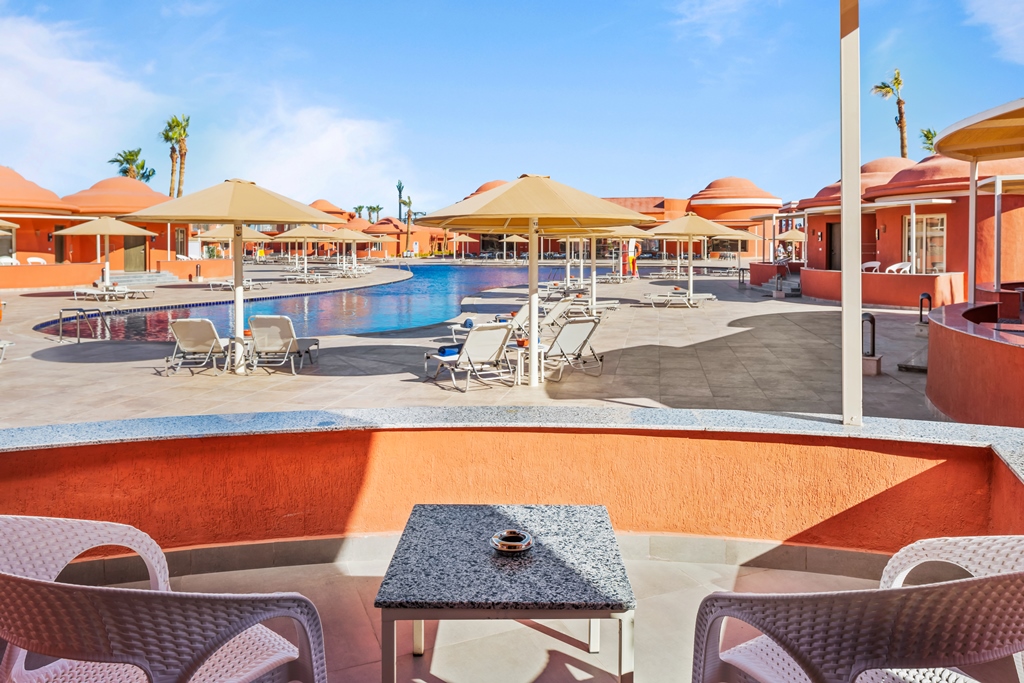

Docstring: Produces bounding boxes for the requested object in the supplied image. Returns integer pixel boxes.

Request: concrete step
[104,271,182,286]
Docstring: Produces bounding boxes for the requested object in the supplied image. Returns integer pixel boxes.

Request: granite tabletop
[374,504,636,612]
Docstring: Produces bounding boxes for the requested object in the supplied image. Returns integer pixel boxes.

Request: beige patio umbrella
[501,234,529,260]
[450,233,478,260]
[273,224,342,274]
[0,230,11,237]
[54,217,157,287]
[126,179,345,372]
[418,174,654,386]
[0,219,18,230]
[649,213,747,300]
[328,227,371,267]
[776,228,806,261]
[197,224,268,263]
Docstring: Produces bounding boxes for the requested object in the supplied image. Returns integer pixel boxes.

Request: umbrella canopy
[418,174,655,234]
[935,98,1024,162]
[647,213,746,299]
[450,234,479,243]
[53,217,156,237]
[0,218,19,230]
[273,225,339,241]
[500,235,530,243]
[598,225,654,239]
[197,224,266,241]
[776,229,806,242]
[54,218,158,287]
[125,178,345,225]
[372,234,400,243]
[331,228,372,242]
[0,230,10,237]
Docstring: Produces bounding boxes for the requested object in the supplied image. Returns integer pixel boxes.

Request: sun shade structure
[0,219,18,230]
[500,235,529,243]
[420,174,655,386]
[935,98,1024,304]
[776,229,806,241]
[125,179,345,373]
[0,230,10,237]
[54,217,158,287]
[648,213,747,299]
[273,225,345,274]
[196,225,267,241]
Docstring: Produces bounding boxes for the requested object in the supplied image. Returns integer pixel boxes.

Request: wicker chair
[0,515,327,683]
[695,536,1024,683]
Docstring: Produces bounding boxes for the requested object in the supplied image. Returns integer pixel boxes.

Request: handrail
[57,308,109,344]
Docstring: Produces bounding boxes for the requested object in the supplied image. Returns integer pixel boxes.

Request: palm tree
[369,205,383,222]
[396,180,405,222]
[174,115,190,197]
[353,205,365,218]
[920,127,937,153]
[159,117,181,197]
[401,196,413,251]
[108,148,155,182]
[871,69,908,158]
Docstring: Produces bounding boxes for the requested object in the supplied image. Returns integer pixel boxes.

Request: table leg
[381,616,396,683]
[615,611,634,683]
[413,619,425,656]
[588,618,600,653]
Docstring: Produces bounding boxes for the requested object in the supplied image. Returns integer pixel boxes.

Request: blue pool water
[39,265,537,342]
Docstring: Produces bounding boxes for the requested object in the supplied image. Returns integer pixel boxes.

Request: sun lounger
[0,514,327,683]
[247,314,320,375]
[0,340,13,363]
[544,316,604,381]
[208,279,269,291]
[494,303,529,335]
[165,318,231,375]
[73,286,129,302]
[425,321,514,392]
[125,288,154,299]
[539,298,575,334]
[644,290,716,308]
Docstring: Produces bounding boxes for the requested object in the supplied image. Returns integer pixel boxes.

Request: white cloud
[0,14,162,195]
[203,100,414,210]
[671,0,754,44]
[963,0,1024,65]
[160,2,220,18]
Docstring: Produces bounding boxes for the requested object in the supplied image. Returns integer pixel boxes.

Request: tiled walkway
[156,553,874,683]
[0,264,937,428]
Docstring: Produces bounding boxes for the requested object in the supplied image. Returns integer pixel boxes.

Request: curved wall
[0,424,1006,556]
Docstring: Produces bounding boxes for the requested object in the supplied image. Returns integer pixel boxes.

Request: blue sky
[0,0,1020,213]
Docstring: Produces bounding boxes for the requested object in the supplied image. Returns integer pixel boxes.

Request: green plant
[204,244,217,259]
[871,69,908,158]
[920,127,937,153]
[108,148,156,182]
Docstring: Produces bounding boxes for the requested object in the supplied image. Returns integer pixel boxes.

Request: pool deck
[0,264,937,428]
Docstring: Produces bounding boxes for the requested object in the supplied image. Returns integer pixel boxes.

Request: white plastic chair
[0,514,327,683]
[165,319,231,376]
[425,322,514,392]
[25,257,45,266]
[0,257,19,266]
[544,316,604,381]
[886,261,912,274]
[702,535,1024,683]
[862,261,881,272]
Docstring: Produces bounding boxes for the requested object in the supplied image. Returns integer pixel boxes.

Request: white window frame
[902,214,946,274]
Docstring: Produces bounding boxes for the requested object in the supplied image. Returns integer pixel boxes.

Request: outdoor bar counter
[2,407,1024,581]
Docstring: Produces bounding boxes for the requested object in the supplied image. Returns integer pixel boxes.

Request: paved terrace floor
[118,552,874,683]
[0,263,936,428]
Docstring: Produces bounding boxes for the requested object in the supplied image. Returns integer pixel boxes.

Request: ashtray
[490,529,533,556]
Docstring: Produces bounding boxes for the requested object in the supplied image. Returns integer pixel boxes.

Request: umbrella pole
[564,241,570,283]
[590,237,597,311]
[688,236,695,301]
[232,223,246,374]
[529,218,540,387]
[676,240,681,277]
[304,238,309,275]
[578,238,584,283]
[103,235,110,286]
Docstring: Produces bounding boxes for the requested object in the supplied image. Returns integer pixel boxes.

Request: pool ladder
[56,308,110,344]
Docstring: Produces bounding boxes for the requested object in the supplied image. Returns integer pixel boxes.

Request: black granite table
[375,504,637,682]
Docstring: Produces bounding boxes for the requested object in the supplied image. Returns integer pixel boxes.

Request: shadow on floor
[31,341,174,363]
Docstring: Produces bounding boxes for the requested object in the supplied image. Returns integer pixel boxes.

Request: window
[902,214,946,273]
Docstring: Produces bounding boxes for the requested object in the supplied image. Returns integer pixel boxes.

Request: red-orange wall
[156,259,233,280]
[801,268,965,307]
[0,263,103,289]
[0,428,1004,555]
[804,213,878,271]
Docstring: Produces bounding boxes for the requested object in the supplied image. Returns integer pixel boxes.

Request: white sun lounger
[165,318,232,375]
[544,316,604,381]
[0,339,12,363]
[209,278,269,291]
[494,303,529,335]
[247,314,320,375]
[644,290,716,308]
[425,321,514,392]
[0,514,327,683]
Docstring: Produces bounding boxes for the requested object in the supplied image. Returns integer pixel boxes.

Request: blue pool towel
[463,318,474,328]
[437,344,463,357]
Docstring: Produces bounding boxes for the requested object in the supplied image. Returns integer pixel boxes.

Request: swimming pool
[37,265,535,342]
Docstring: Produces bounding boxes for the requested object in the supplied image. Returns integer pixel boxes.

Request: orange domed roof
[347,217,372,232]
[365,217,404,235]
[0,166,78,214]
[309,199,349,220]
[689,177,781,206]
[864,155,1024,200]
[62,176,170,215]
[464,179,508,200]
[800,157,916,208]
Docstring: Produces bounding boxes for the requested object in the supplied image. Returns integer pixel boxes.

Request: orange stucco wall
[927,307,1024,428]
[749,262,788,286]
[801,268,965,308]
[156,259,234,280]
[0,428,1003,555]
[0,263,104,289]
[804,214,878,271]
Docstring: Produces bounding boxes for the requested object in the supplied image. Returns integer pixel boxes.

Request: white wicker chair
[0,515,327,683]
[697,536,1024,683]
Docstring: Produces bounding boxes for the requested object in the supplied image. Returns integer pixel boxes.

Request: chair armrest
[694,572,1024,683]
[881,535,1024,588]
[0,516,169,590]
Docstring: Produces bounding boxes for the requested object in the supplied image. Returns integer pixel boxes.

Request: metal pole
[103,235,110,286]
[968,160,978,305]
[839,0,863,425]
[528,218,540,387]
[771,216,777,262]
[995,177,1003,294]
[590,236,597,311]
[688,236,695,298]
[233,223,246,374]
[579,238,585,283]
[909,202,917,274]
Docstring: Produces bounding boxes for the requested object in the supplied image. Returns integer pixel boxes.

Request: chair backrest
[861,261,880,272]
[170,318,225,354]
[460,322,513,365]
[886,261,912,273]
[540,299,573,326]
[0,256,19,266]
[549,317,599,359]
[512,304,529,325]
[881,535,1024,589]
[249,315,298,354]
[26,257,46,265]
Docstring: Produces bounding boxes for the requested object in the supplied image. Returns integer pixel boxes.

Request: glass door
[903,215,946,273]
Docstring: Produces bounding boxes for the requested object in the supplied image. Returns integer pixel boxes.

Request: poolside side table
[374,504,636,682]
[507,342,548,385]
